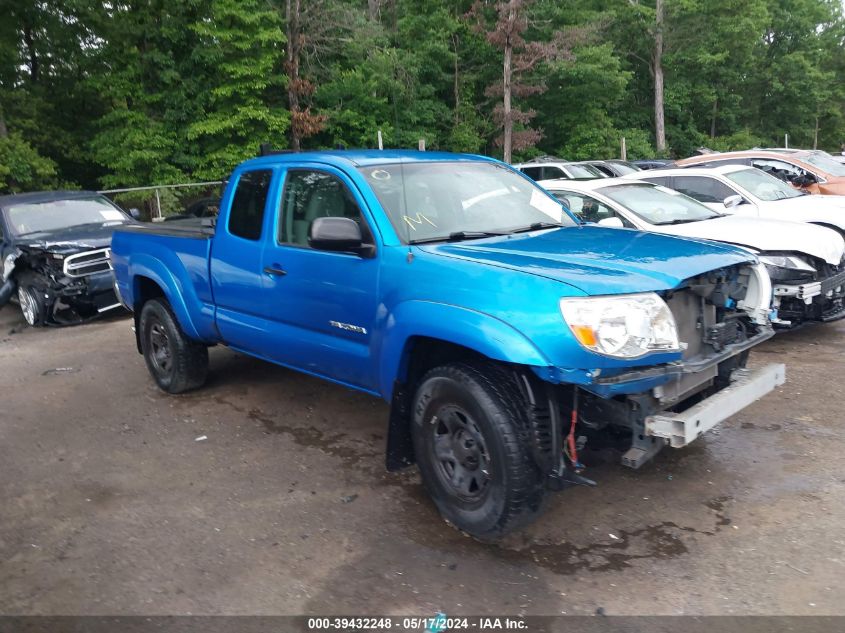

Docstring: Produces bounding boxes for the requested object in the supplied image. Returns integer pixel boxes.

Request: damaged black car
[0,191,137,326]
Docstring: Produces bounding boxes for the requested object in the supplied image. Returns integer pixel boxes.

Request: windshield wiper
[507,221,563,234]
[652,218,702,225]
[409,230,506,245]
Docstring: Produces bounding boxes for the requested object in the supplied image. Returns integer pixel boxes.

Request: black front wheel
[411,362,544,540]
[139,299,208,394]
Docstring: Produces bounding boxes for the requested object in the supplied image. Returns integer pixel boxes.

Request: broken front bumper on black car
[1,246,123,325]
[38,269,122,324]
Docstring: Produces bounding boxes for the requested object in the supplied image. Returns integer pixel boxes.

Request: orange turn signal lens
[570,324,597,348]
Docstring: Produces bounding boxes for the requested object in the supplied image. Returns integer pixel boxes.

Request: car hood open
[654,215,844,265]
[420,225,755,296]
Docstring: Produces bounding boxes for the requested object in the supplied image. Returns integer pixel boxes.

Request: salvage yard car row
[3,146,845,541]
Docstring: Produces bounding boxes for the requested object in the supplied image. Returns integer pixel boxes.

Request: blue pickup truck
[111,150,785,539]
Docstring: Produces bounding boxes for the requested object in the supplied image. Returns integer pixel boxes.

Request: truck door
[258,166,380,392]
[209,167,277,354]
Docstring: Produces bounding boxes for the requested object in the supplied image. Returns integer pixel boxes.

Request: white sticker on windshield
[529,188,563,221]
[100,210,125,221]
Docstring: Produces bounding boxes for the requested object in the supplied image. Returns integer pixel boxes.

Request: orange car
[674,149,845,195]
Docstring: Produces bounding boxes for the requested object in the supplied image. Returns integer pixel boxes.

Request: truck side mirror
[597,216,624,228]
[723,195,743,209]
[129,208,141,220]
[309,217,373,256]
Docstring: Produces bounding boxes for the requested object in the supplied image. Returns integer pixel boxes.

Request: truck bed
[114,219,215,240]
[111,221,219,342]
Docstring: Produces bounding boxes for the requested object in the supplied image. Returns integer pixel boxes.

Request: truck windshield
[724,168,804,202]
[6,196,129,236]
[597,183,721,225]
[358,161,575,243]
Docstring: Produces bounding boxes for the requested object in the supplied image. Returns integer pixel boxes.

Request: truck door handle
[263,266,287,276]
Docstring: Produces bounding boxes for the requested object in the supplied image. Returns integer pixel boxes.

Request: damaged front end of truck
[0,243,121,326]
[520,261,783,485]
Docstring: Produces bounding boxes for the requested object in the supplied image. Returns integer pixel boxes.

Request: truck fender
[379,301,552,471]
[129,254,203,341]
[377,300,552,398]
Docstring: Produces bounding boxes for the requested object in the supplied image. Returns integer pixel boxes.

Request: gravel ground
[1,307,843,617]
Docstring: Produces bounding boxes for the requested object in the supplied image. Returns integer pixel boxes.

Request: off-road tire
[139,298,208,394]
[411,361,545,540]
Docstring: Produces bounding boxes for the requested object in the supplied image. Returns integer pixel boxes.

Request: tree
[186,0,289,179]
[616,0,668,153]
[468,0,575,162]
[281,0,329,150]
[0,132,60,193]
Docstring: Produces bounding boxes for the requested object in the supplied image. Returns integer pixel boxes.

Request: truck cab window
[279,170,371,247]
[228,169,272,240]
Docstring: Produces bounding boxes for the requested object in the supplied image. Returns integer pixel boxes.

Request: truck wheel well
[133,276,166,353]
[386,337,500,472]
[136,276,165,310]
[403,337,488,386]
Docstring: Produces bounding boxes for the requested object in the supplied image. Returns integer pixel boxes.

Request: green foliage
[708,130,768,152]
[0,0,843,191]
[186,0,289,179]
[0,132,60,193]
[531,43,631,159]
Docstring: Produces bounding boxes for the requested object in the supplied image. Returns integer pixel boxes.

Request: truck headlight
[560,293,680,358]
[758,254,815,282]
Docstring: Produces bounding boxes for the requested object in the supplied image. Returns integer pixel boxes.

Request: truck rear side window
[228,169,272,240]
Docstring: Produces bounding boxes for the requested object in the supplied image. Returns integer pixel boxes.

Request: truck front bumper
[645,363,785,448]
[561,325,775,398]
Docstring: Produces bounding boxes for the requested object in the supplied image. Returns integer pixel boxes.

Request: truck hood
[654,215,844,265]
[420,225,755,295]
[15,222,128,254]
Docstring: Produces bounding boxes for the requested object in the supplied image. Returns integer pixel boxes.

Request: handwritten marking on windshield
[403,213,437,230]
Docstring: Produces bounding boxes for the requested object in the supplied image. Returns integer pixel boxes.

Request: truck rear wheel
[411,362,544,540]
[139,298,208,394]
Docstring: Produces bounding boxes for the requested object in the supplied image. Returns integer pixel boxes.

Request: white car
[513,159,607,181]
[538,176,845,327]
[626,164,845,235]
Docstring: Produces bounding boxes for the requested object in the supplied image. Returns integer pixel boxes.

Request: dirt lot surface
[1,307,844,617]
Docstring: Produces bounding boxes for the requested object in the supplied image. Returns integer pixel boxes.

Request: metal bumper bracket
[645,363,786,448]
